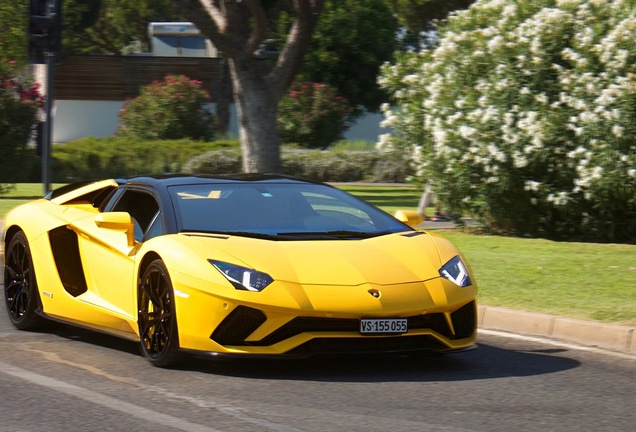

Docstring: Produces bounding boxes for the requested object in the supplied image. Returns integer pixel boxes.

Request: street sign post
[28,0,62,194]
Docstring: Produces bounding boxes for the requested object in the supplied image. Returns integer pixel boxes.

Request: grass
[439,231,636,326]
[2,183,635,326]
[0,184,65,218]
[338,184,427,216]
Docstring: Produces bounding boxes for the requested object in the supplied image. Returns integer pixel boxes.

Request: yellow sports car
[3,175,477,367]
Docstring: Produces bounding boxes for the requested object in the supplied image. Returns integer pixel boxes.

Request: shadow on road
[178,343,579,383]
[2,309,579,383]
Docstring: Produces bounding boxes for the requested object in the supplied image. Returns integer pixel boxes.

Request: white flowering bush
[379,0,636,242]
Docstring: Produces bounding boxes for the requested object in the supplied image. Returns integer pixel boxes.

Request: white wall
[343,112,388,143]
[52,100,387,144]
[53,100,125,143]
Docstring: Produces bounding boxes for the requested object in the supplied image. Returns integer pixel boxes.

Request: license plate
[360,318,408,335]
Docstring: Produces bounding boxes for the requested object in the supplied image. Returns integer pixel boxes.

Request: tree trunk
[172,0,325,173]
[229,59,281,173]
[215,59,231,135]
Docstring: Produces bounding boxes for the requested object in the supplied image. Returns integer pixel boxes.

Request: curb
[479,305,635,355]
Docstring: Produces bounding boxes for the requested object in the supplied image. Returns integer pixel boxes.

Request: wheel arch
[138,251,163,289]
[3,225,23,250]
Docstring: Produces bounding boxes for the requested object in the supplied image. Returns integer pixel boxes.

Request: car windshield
[168,182,411,239]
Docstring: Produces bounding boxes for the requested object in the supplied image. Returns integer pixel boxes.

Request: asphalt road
[0,302,634,432]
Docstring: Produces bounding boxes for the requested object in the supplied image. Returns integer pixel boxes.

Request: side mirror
[394,210,423,228]
[95,212,136,247]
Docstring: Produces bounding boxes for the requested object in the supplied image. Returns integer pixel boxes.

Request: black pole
[42,51,53,195]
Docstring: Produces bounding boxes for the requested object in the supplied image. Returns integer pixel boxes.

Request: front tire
[138,259,182,367]
[4,231,44,330]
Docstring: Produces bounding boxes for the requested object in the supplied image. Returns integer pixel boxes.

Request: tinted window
[111,190,161,242]
[168,183,409,237]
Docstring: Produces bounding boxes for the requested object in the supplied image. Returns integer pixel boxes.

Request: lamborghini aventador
[3,174,477,367]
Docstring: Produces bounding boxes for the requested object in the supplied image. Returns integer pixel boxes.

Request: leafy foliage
[64,0,175,55]
[185,146,411,183]
[0,3,28,64]
[117,74,215,141]
[380,0,636,243]
[277,82,352,149]
[50,137,234,182]
[385,0,476,33]
[0,60,43,193]
[48,137,411,183]
[295,0,399,114]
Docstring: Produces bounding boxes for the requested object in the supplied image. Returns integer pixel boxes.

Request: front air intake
[450,301,477,339]
[211,306,266,345]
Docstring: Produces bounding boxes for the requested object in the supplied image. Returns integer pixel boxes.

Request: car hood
[180,231,442,286]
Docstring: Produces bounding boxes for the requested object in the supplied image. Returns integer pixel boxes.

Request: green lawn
[439,231,636,325]
[0,184,64,218]
[2,183,635,325]
[337,184,425,216]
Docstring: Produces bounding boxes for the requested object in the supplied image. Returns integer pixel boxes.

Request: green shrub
[184,146,412,183]
[49,137,412,184]
[0,60,42,192]
[380,0,636,243]
[51,137,236,182]
[117,74,216,141]
[182,148,242,175]
[281,148,374,181]
[277,82,352,149]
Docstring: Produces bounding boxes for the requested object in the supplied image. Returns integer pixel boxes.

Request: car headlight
[209,260,274,292]
[439,256,472,287]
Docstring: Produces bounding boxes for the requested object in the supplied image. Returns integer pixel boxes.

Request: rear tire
[4,231,45,330]
[138,259,182,367]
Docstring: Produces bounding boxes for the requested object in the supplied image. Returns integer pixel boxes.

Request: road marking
[0,360,223,432]
[480,329,636,360]
[3,346,305,432]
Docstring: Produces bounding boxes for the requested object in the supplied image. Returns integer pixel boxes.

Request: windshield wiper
[181,230,281,240]
[277,230,387,240]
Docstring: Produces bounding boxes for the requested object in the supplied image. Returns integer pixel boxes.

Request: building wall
[52,101,237,143]
[52,101,384,143]
[48,56,388,144]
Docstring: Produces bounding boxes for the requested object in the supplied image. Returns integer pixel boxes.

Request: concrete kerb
[0,219,634,356]
[479,305,636,355]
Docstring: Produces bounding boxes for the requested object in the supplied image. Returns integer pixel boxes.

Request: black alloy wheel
[4,231,44,330]
[138,259,182,367]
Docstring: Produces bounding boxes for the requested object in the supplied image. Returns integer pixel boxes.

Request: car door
[74,188,161,320]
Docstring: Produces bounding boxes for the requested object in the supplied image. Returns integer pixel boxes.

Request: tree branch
[243,0,268,57]
[171,0,237,55]
[268,0,325,96]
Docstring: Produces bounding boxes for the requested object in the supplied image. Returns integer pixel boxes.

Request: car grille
[210,301,477,349]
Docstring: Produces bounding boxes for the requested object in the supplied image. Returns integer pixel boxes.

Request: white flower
[535,93,549,105]
[512,152,528,168]
[402,74,419,85]
[612,124,624,137]
[556,0,579,8]
[377,134,391,148]
[524,180,541,191]
[487,36,505,52]
[458,125,477,139]
[433,128,447,145]
[579,111,599,123]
